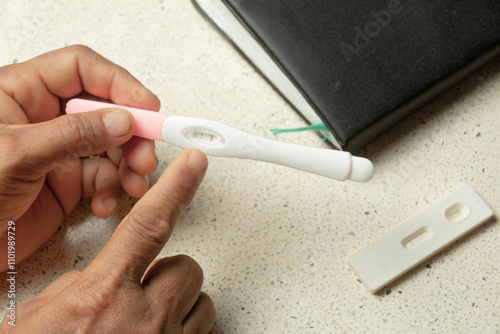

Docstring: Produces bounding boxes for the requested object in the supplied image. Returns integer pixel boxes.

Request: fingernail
[188,149,208,172]
[103,109,131,137]
[143,174,150,185]
[104,197,117,214]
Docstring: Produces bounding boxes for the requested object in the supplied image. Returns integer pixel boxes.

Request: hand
[1,149,217,333]
[0,45,160,271]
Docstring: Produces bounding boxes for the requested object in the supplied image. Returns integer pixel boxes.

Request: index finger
[86,149,208,282]
[0,44,160,123]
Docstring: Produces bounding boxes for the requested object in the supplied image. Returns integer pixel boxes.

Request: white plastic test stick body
[65,98,374,182]
[349,184,493,293]
[161,115,374,182]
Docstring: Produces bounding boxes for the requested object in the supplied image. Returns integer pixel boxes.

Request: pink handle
[65,98,168,141]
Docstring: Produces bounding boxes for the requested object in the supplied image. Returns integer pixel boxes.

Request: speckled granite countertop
[0,1,499,333]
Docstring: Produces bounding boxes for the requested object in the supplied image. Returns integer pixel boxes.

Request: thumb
[14,108,134,177]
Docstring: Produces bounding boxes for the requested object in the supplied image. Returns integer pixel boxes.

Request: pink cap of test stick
[65,99,168,141]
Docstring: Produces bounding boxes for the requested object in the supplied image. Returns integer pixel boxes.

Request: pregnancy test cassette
[349,184,493,294]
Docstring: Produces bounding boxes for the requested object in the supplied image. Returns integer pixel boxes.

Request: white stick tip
[348,156,374,182]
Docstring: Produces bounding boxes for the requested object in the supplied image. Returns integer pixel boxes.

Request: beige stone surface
[0,1,498,332]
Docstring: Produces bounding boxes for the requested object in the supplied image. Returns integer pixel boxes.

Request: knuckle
[61,113,103,150]
[67,44,94,56]
[63,273,121,320]
[0,128,40,180]
[173,254,204,287]
[125,207,173,246]
[64,269,83,276]
[14,297,41,316]
[58,269,83,283]
[60,114,86,144]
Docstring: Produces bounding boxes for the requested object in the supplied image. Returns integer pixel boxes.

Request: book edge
[191,0,342,149]
[347,44,500,152]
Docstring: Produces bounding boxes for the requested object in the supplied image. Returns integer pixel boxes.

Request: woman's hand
[0,45,160,271]
[1,149,217,333]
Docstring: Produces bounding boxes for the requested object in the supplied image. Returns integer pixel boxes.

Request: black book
[192,0,500,152]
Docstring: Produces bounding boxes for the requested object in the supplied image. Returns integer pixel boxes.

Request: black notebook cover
[193,0,500,152]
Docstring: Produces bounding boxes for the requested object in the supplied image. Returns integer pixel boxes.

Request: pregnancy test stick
[66,98,374,182]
